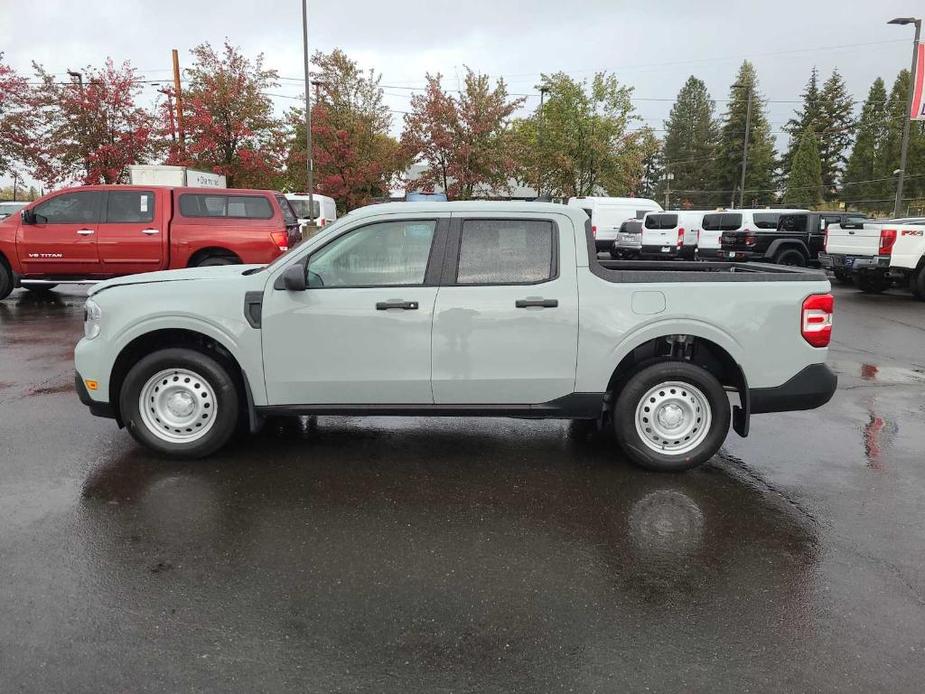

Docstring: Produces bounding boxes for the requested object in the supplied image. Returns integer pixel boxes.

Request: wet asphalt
[1,283,924,692]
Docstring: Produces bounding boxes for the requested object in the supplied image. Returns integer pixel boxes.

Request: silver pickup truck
[74,202,837,472]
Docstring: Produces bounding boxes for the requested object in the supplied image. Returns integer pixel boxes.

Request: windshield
[288,199,320,219]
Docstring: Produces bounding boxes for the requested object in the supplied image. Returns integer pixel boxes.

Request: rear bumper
[719,248,759,261]
[640,244,682,258]
[749,363,837,414]
[697,248,722,260]
[75,372,117,420]
[819,253,890,272]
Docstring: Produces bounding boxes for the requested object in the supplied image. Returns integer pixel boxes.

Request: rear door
[642,213,679,251]
[97,189,167,274]
[16,190,102,276]
[431,213,579,404]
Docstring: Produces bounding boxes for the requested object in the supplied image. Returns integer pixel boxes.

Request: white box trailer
[127,165,226,188]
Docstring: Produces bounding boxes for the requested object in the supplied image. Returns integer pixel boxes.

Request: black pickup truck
[721,211,869,266]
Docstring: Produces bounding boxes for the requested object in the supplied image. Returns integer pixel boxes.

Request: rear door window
[702,213,743,231]
[753,212,782,229]
[644,213,679,230]
[106,191,155,223]
[457,219,555,285]
[179,194,274,219]
[777,214,807,232]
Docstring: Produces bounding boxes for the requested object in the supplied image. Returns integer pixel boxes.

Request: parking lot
[1,284,924,692]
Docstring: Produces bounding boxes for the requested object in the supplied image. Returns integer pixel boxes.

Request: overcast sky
[1,0,922,189]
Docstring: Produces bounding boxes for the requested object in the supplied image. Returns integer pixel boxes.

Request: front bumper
[749,363,837,414]
[818,253,890,272]
[75,372,117,421]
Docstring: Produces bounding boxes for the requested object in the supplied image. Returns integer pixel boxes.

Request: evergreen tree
[817,69,855,200]
[843,78,888,209]
[781,67,822,180]
[783,128,823,208]
[872,70,925,213]
[660,76,719,208]
[714,61,778,207]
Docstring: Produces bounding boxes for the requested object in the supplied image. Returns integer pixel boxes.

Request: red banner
[912,43,925,121]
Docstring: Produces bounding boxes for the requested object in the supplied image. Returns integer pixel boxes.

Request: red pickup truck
[0,185,299,300]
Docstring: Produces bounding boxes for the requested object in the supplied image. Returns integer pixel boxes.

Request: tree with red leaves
[169,41,284,188]
[0,54,31,180]
[27,59,154,187]
[402,70,525,199]
[283,49,406,211]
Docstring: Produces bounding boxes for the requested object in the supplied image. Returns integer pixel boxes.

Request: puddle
[830,361,925,386]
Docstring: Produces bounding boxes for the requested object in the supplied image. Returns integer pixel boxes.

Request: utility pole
[12,172,18,202]
[738,87,753,208]
[172,49,186,150]
[537,86,548,199]
[664,169,674,209]
[158,87,177,143]
[302,0,315,233]
[889,16,922,217]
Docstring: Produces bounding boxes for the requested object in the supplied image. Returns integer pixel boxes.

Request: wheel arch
[108,327,257,431]
[187,247,243,267]
[766,239,809,260]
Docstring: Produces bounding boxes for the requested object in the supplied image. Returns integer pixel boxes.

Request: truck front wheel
[613,362,731,472]
[120,348,240,458]
[0,263,13,301]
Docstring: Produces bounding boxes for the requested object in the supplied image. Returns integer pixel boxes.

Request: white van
[567,196,662,253]
[639,210,710,259]
[286,193,338,229]
[698,209,807,260]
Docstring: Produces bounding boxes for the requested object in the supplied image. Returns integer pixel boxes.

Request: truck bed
[594,259,828,283]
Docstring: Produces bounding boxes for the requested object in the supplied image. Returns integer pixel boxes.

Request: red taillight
[270,231,289,252]
[677,227,685,247]
[743,229,758,247]
[591,225,597,238]
[319,218,327,227]
[879,228,897,255]
[802,294,834,348]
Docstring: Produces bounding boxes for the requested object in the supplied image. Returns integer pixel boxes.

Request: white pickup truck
[74,202,837,472]
[821,217,925,295]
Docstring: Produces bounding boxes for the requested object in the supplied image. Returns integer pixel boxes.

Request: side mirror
[282,264,307,291]
[21,209,36,225]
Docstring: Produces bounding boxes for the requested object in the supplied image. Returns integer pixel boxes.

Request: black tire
[196,256,236,267]
[773,248,807,267]
[613,361,731,472]
[23,283,58,292]
[912,268,925,301]
[119,347,239,458]
[0,262,12,301]
[857,273,891,294]
[833,269,854,285]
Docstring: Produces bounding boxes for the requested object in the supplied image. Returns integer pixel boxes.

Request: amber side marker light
[85,380,98,391]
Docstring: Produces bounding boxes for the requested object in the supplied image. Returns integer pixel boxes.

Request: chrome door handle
[515,298,558,308]
[376,300,418,310]
[76,229,95,236]
[141,228,160,235]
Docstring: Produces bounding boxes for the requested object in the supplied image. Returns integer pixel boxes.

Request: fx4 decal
[900,229,924,237]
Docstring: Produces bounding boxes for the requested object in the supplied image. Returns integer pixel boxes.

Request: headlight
[84,299,102,339]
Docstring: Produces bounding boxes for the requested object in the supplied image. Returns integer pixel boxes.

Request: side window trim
[443,216,559,287]
[275,217,448,290]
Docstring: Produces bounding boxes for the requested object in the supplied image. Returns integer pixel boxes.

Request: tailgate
[642,228,675,246]
[720,231,749,250]
[826,223,880,256]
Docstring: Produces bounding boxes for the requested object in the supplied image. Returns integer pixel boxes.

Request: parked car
[699,209,806,261]
[0,186,299,301]
[722,210,868,267]
[820,217,925,293]
[640,210,708,260]
[406,192,448,202]
[74,201,836,472]
[888,220,925,299]
[567,196,662,253]
[611,218,643,258]
[285,193,338,231]
[0,201,27,220]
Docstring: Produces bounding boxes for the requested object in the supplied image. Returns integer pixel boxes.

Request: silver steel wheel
[138,368,218,444]
[634,380,712,456]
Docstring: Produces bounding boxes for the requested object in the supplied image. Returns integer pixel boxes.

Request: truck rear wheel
[613,362,730,472]
[857,273,891,294]
[0,263,12,301]
[120,348,240,458]
[773,248,806,267]
[912,268,925,301]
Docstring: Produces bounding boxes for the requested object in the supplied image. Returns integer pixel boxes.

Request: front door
[16,190,102,276]
[262,216,447,405]
[97,189,166,274]
[432,215,579,404]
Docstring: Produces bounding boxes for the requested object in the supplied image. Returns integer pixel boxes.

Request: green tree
[817,69,855,200]
[714,61,778,207]
[781,67,822,182]
[511,71,642,198]
[783,128,823,207]
[659,76,719,207]
[843,78,888,209]
[871,70,925,213]
[634,129,664,200]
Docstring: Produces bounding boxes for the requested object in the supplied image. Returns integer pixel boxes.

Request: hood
[89,264,263,296]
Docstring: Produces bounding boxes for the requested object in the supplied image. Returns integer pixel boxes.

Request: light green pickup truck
[75,202,837,472]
